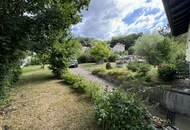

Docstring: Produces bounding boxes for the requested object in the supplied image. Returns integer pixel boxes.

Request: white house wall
[186,22,190,62]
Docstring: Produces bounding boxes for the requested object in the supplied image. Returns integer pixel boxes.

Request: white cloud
[72,0,167,40]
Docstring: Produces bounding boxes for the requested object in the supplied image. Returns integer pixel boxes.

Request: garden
[0,0,189,130]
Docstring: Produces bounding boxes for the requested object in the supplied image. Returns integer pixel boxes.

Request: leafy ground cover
[61,70,155,130]
[0,66,99,130]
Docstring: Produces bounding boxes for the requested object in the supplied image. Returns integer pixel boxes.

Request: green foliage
[108,53,119,62]
[78,54,96,63]
[30,55,41,65]
[92,68,107,75]
[134,34,166,65]
[90,41,111,62]
[127,61,151,77]
[94,90,154,130]
[78,49,96,63]
[110,33,142,50]
[128,46,135,55]
[62,70,154,130]
[0,62,21,99]
[0,0,90,99]
[158,64,177,81]
[62,70,102,100]
[92,68,135,81]
[49,40,81,78]
[76,37,94,47]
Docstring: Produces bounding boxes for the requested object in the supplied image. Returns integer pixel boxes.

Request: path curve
[71,67,114,90]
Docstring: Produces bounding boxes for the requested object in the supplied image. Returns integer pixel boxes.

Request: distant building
[112,43,125,53]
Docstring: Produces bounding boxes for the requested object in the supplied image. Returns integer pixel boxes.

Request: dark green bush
[128,46,135,55]
[94,90,154,130]
[108,53,118,62]
[78,54,96,63]
[127,61,151,76]
[30,56,41,65]
[158,64,177,81]
[0,62,21,100]
[49,45,68,78]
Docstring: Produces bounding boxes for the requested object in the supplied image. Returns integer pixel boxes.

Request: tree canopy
[110,33,142,50]
[90,41,111,62]
[0,0,90,97]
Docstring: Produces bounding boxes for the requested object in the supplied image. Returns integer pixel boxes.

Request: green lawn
[22,65,43,73]
[80,62,115,71]
[0,66,99,130]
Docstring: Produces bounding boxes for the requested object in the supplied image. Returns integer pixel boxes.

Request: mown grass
[80,63,115,71]
[22,65,42,73]
[0,66,100,130]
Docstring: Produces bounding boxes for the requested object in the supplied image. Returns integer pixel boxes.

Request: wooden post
[186,22,190,78]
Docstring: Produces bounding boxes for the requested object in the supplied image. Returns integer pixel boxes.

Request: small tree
[49,39,81,78]
[90,41,111,64]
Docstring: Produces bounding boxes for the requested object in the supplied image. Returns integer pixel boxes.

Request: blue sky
[72,0,168,40]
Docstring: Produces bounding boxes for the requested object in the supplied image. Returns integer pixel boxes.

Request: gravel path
[71,67,114,90]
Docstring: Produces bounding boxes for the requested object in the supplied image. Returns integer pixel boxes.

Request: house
[162,0,190,77]
[112,43,125,53]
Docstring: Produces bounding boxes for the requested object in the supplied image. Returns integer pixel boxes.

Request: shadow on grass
[17,73,54,87]
[58,80,92,103]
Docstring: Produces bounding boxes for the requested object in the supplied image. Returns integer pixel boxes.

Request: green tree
[110,33,142,50]
[0,0,90,97]
[49,39,81,78]
[134,34,166,65]
[90,41,111,63]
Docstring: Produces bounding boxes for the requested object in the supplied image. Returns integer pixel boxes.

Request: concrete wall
[151,88,190,116]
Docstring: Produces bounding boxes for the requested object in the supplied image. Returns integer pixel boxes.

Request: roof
[162,0,190,36]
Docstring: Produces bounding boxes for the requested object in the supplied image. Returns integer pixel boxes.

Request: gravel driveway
[71,67,114,90]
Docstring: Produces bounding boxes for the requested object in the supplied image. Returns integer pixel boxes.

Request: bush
[92,68,107,75]
[127,61,151,76]
[108,53,118,62]
[78,54,96,63]
[0,62,21,100]
[128,46,135,55]
[90,41,111,62]
[94,90,154,130]
[62,70,155,130]
[62,70,102,99]
[158,64,177,81]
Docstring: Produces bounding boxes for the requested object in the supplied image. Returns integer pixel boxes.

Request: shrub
[158,64,177,81]
[78,54,96,63]
[90,41,111,62]
[62,70,102,99]
[108,53,118,62]
[127,61,151,76]
[62,70,155,130]
[94,90,154,130]
[128,46,135,55]
[0,62,21,101]
[92,68,107,75]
